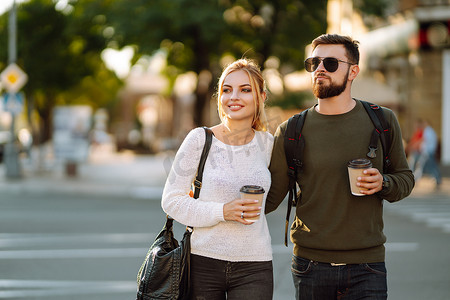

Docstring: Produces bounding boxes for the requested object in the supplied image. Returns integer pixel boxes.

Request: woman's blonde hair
[216,58,268,131]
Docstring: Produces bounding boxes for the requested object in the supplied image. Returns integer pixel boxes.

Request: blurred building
[358,0,450,166]
[113,71,173,153]
[289,0,450,166]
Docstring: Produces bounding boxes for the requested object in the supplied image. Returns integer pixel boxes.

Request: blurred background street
[1,0,450,299]
[1,147,450,300]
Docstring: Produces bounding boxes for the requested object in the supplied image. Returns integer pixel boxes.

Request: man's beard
[312,71,349,99]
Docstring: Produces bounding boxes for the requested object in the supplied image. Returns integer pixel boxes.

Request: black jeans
[291,255,387,300]
[190,254,273,300]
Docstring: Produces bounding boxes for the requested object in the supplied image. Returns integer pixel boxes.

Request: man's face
[310,44,353,99]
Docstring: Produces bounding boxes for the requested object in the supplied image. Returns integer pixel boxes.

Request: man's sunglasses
[304,57,354,73]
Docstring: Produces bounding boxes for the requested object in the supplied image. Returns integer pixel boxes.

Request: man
[406,118,424,171]
[413,119,441,189]
[266,34,415,299]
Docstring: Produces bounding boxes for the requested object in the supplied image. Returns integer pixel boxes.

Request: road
[0,152,449,299]
[383,191,450,300]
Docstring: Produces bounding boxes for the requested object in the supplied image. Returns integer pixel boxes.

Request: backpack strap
[281,101,391,246]
[360,100,392,173]
[193,127,213,199]
[283,109,308,246]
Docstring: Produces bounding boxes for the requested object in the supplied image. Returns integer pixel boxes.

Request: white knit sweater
[162,127,274,262]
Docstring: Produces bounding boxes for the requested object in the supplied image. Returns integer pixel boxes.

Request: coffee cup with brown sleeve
[347,158,372,196]
[240,185,265,222]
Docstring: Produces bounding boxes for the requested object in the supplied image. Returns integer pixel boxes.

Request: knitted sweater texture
[162,127,274,262]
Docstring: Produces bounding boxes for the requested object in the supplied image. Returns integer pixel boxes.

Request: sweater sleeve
[161,128,225,227]
[378,108,415,202]
[265,122,290,214]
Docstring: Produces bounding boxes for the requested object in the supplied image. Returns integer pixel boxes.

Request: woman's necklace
[221,124,254,146]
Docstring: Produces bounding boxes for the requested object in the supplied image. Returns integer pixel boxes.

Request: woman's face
[220,70,256,123]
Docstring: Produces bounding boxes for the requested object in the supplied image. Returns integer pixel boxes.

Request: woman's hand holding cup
[223,198,262,225]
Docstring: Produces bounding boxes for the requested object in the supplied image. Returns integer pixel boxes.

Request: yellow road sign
[0,63,28,93]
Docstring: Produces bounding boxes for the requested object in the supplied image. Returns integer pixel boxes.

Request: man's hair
[311,34,360,65]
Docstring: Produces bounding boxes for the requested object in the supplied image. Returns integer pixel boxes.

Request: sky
[0,0,29,16]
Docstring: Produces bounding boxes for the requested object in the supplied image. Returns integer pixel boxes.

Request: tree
[106,0,227,126]
[105,0,327,126]
[221,0,327,72]
[0,0,121,143]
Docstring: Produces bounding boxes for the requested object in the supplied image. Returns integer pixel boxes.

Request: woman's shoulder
[178,127,207,152]
[255,130,274,148]
[185,127,208,140]
[256,130,274,139]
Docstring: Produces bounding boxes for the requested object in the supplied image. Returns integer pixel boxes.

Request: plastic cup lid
[240,185,265,194]
[348,158,372,169]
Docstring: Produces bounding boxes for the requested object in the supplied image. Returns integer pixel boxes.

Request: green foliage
[106,0,327,73]
[105,0,327,124]
[17,0,75,92]
[222,0,327,71]
[353,0,392,17]
[0,0,121,142]
[269,91,312,110]
[107,0,227,73]
[0,0,329,136]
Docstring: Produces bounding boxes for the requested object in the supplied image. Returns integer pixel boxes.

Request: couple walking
[161,33,414,300]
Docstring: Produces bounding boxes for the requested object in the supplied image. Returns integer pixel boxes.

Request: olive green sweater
[266,100,414,264]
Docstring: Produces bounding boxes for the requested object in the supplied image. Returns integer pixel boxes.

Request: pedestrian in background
[413,119,442,189]
[162,59,274,299]
[406,118,424,171]
[266,34,415,299]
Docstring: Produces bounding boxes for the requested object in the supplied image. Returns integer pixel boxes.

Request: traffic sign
[3,92,24,115]
[0,63,28,93]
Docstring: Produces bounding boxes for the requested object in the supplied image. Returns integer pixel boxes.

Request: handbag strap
[193,127,213,199]
[167,127,213,229]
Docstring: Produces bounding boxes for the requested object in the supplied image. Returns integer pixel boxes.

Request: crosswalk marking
[0,280,135,298]
[385,196,450,234]
[0,247,147,259]
[385,242,419,252]
[0,242,417,261]
[0,233,155,248]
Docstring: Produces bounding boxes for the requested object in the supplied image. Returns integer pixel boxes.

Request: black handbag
[136,127,213,300]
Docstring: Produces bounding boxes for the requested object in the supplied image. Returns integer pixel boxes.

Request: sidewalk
[0,147,173,199]
[409,163,450,196]
[1,146,449,198]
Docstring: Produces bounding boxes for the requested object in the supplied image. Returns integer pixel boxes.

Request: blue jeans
[190,254,273,300]
[291,255,387,300]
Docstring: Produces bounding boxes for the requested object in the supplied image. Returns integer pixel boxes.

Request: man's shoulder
[378,105,394,116]
[357,99,397,122]
[280,108,311,128]
[378,105,398,126]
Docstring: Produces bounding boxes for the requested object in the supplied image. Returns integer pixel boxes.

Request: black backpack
[282,99,392,246]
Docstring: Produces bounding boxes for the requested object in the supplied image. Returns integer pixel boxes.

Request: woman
[162,58,274,299]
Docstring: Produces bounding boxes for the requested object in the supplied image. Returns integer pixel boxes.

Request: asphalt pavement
[1,146,450,299]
